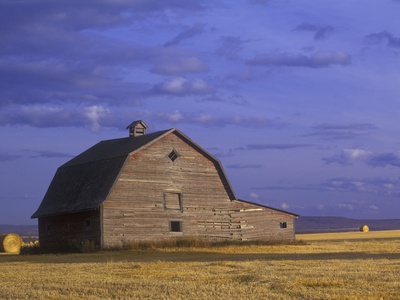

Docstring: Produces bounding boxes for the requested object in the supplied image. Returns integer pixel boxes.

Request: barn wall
[102,132,295,247]
[38,210,101,248]
[228,201,295,241]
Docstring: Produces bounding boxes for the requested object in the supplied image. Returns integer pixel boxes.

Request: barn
[32,121,298,249]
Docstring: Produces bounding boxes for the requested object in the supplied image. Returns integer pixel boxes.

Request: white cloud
[337,203,354,211]
[324,148,400,168]
[191,79,210,92]
[323,148,372,165]
[83,105,110,132]
[154,110,277,128]
[154,77,214,96]
[369,205,379,210]
[161,77,187,94]
[249,192,259,199]
[343,149,371,160]
[22,105,63,114]
[164,111,184,122]
[383,183,394,189]
[1,105,72,128]
[323,176,400,197]
[281,202,289,209]
[352,181,366,191]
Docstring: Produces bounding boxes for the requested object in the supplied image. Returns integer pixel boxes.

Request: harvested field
[0,230,399,299]
[297,228,400,241]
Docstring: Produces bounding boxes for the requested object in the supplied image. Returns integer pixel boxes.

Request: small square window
[280,222,287,229]
[46,224,51,232]
[168,149,179,162]
[170,221,182,232]
[65,223,70,232]
[85,219,91,228]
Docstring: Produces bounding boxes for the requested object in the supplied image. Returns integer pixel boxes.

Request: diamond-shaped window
[168,149,179,162]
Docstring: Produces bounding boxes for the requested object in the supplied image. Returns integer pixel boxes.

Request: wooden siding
[228,201,295,241]
[102,132,295,247]
[38,210,101,248]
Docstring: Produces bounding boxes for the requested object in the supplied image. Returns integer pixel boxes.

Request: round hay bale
[359,225,369,232]
[0,233,23,253]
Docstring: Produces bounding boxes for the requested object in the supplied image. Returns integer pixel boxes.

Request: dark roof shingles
[63,129,170,167]
[32,130,170,218]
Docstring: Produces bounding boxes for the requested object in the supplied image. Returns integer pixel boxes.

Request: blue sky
[1,0,400,225]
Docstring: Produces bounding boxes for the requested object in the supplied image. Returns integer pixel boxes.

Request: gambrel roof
[31,128,237,219]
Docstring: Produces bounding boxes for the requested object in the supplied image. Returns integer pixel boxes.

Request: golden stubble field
[0,230,399,300]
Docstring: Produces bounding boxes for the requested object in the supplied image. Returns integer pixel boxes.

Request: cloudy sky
[1,0,400,225]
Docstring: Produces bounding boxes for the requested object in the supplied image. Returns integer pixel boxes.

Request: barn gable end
[101,131,237,247]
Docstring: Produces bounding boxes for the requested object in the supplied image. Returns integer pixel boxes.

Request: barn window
[65,223,70,232]
[168,149,179,162]
[164,192,182,211]
[280,222,287,229]
[170,221,182,232]
[85,219,91,229]
[46,224,51,232]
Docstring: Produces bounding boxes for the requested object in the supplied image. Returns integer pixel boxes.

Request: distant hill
[1,218,400,237]
[296,216,400,233]
[0,224,38,237]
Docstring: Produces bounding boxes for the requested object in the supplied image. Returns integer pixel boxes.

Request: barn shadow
[3,250,399,264]
[126,251,400,263]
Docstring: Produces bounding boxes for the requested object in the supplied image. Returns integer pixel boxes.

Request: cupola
[126,120,148,137]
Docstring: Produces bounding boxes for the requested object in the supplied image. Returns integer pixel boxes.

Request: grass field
[1,230,399,299]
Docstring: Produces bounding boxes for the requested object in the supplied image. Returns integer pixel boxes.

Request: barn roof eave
[31,206,100,219]
[236,199,299,217]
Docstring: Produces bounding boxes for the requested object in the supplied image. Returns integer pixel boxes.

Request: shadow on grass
[2,250,399,265]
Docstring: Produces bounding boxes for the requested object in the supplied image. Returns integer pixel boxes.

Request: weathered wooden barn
[32,121,298,248]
